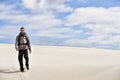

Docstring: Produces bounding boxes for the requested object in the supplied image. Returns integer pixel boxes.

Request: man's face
[20,29,25,34]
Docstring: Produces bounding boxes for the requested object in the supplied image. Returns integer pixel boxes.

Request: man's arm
[15,36,19,51]
[27,36,31,53]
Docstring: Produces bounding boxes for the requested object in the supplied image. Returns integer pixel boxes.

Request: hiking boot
[26,67,29,70]
[20,68,24,72]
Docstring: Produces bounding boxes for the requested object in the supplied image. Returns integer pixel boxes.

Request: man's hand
[15,47,19,51]
[29,50,31,54]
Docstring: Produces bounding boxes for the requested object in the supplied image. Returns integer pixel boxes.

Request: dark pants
[18,49,29,69]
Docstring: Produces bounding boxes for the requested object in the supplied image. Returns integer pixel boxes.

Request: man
[15,27,31,72]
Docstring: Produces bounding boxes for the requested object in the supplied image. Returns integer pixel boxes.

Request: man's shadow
[0,69,20,74]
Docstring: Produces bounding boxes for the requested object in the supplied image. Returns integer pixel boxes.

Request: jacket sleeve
[27,36,31,52]
[15,36,18,49]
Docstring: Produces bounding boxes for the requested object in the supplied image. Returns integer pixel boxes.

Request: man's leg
[18,50,24,72]
[24,50,29,70]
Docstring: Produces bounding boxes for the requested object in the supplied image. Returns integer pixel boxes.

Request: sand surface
[0,44,120,80]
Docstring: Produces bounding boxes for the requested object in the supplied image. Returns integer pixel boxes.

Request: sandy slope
[0,44,120,80]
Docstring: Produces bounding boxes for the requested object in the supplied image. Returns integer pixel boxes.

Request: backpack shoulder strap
[24,34,30,45]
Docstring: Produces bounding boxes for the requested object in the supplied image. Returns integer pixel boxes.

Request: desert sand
[0,44,120,80]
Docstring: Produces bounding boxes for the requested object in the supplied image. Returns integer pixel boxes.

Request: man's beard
[20,32,25,36]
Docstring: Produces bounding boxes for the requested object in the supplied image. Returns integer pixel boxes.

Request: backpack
[18,33,29,46]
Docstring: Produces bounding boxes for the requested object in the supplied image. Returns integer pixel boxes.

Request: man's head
[20,27,25,34]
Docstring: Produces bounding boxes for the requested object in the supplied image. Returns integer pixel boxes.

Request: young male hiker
[15,27,31,72]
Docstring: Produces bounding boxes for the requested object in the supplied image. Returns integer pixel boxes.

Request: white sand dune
[0,44,120,80]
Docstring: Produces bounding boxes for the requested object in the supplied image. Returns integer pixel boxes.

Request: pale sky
[0,0,120,49]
